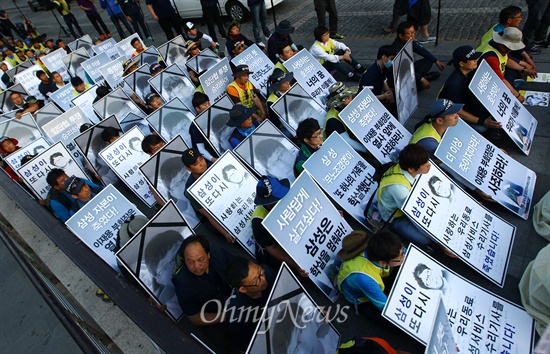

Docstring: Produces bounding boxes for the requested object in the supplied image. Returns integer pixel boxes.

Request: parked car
[173,0,284,22]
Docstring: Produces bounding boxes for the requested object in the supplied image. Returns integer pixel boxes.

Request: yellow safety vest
[479,42,508,76]
[337,255,391,304]
[314,39,335,65]
[228,80,255,108]
[377,164,411,219]
[477,23,498,51]
[410,122,441,145]
[274,61,287,73]
[54,0,70,15]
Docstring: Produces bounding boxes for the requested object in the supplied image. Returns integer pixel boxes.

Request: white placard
[199,57,233,103]
[231,44,274,98]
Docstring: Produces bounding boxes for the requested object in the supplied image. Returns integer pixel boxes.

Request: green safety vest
[314,39,335,65]
[377,164,411,219]
[410,122,441,145]
[337,255,391,304]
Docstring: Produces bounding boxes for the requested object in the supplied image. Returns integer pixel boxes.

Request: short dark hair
[141,134,164,154]
[413,263,430,288]
[295,118,320,142]
[398,144,429,171]
[225,256,253,288]
[56,39,64,45]
[9,91,21,99]
[46,168,65,187]
[313,26,329,41]
[51,71,59,77]
[367,231,402,263]
[95,86,110,99]
[192,92,209,109]
[100,127,120,142]
[277,44,292,55]
[130,37,141,46]
[377,45,396,60]
[70,76,84,86]
[180,234,210,256]
[499,6,522,24]
[396,21,415,36]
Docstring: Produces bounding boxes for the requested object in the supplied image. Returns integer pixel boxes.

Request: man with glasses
[337,230,405,315]
[224,257,276,352]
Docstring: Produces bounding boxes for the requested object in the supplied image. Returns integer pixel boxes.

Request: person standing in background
[76,0,112,40]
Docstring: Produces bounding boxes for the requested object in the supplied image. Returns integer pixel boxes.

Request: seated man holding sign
[226,65,267,122]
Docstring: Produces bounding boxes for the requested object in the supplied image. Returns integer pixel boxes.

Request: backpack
[363,162,397,232]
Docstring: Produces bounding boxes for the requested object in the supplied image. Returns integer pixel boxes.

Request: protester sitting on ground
[172,234,233,326]
[252,176,308,276]
[184,21,218,52]
[476,27,537,104]
[189,92,219,163]
[0,136,23,182]
[141,134,165,156]
[390,21,445,90]
[310,25,365,81]
[226,104,260,148]
[51,71,68,89]
[182,40,201,86]
[225,20,254,59]
[64,175,104,215]
[226,64,266,121]
[267,19,300,63]
[97,127,121,185]
[477,5,537,84]
[225,257,276,352]
[266,68,294,136]
[359,45,397,117]
[71,76,91,95]
[15,96,44,119]
[37,70,59,98]
[438,46,502,134]
[144,92,163,114]
[325,82,367,153]
[131,37,148,58]
[181,148,235,243]
[337,230,405,312]
[294,118,323,175]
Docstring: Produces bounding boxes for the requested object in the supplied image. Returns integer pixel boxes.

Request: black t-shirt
[145,0,175,18]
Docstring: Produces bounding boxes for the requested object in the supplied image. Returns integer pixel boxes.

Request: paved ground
[0,0,548,352]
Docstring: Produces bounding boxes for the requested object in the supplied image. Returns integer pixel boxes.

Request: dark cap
[254,176,290,206]
[184,21,196,31]
[232,64,253,77]
[275,20,295,35]
[268,68,294,93]
[20,154,36,166]
[448,45,481,65]
[145,92,160,105]
[25,96,38,104]
[430,99,464,118]
[64,176,86,195]
[226,104,255,127]
[181,148,202,167]
[149,62,164,74]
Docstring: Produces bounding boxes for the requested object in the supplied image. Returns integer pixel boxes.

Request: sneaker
[99,33,106,40]
[257,42,266,48]
[526,46,541,55]
[331,33,345,40]
[513,79,525,89]
[417,36,436,44]
[265,35,271,41]
[383,26,395,34]
[534,39,548,47]
[147,36,154,41]
[96,289,106,297]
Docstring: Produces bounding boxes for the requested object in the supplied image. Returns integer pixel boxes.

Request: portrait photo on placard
[146,97,195,147]
[192,95,234,155]
[134,46,164,68]
[185,48,221,75]
[271,83,327,134]
[34,102,64,130]
[233,120,298,182]
[116,201,193,321]
[121,112,152,135]
[0,83,29,113]
[0,113,42,148]
[7,60,33,79]
[68,35,94,57]
[148,63,195,110]
[62,47,92,85]
[123,64,153,102]
[157,35,188,72]
[393,39,418,125]
[93,87,145,122]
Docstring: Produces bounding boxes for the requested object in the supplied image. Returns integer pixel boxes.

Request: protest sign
[338,86,412,163]
[116,201,193,321]
[93,87,144,122]
[133,46,162,67]
[435,119,536,220]
[93,38,120,60]
[146,97,195,147]
[0,83,28,113]
[0,110,17,122]
[115,33,142,59]
[123,64,152,102]
[425,296,459,354]
[99,58,126,90]
[72,84,100,123]
[81,52,110,85]
[526,72,550,83]
[303,133,376,228]
[520,90,549,107]
[186,48,221,76]
[192,94,234,154]
[66,184,143,273]
[233,119,298,182]
[49,83,76,111]
[120,112,152,135]
[382,245,535,352]
[245,263,341,354]
[393,39,418,125]
[62,47,94,85]
[139,136,200,229]
[0,113,42,148]
[156,35,187,71]
[401,163,515,286]
[149,63,195,110]
[17,142,87,199]
[270,82,327,134]
[283,49,335,106]
[7,60,33,79]
[99,126,156,207]
[5,137,50,171]
[41,48,70,81]
[187,151,258,257]
[199,57,233,103]
[262,173,352,302]
[231,44,274,98]
[68,35,94,56]
[14,64,46,100]
[469,61,538,155]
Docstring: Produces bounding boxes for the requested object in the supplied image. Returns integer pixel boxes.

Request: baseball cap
[430,99,464,118]
[254,176,290,206]
[64,176,86,195]
[181,148,202,167]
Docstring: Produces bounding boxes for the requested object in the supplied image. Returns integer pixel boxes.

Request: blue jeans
[389,215,434,246]
[250,2,270,43]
